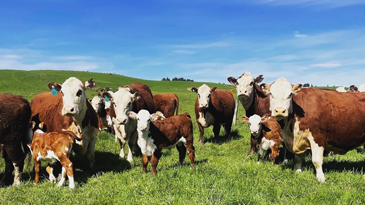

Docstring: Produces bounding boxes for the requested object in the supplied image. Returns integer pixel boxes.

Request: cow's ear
[260,83,270,95]
[30,121,36,129]
[84,78,96,89]
[255,75,264,84]
[211,87,217,92]
[47,82,62,91]
[188,87,198,94]
[102,92,113,101]
[241,116,249,123]
[293,83,302,94]
[261,116,270,123]
[127,111,137,120]
[227,77,237,85]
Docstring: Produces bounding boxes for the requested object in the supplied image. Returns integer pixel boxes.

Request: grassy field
[0,70,365,204]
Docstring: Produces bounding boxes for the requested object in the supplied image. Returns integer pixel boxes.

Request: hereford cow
[153,93,179,118]
[105,82,155,161]
[267,77,365,182]
[31,77,98,171]
[190,84,235,143]
[242,114,282,165]
[128,110,195,175]
[0,94,31,186]
[28,121,81,189]
[90,95,108,131]
[227,72,272,155]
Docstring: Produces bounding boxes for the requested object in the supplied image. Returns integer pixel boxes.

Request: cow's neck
[244,85,269,117]
[238,94,253,111]
[72,100,87,129]
[278,112,295,153]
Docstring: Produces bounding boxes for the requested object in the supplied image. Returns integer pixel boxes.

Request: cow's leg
[34,160,40,184]
[151,150,162,176]
[213,123,221,142]
[197,121,204,143]
[118,138,126,160]
[294,154,303,173]
[271,144,280,166]
[3,143,25,186]
[46,164,57,184]
[176,144,186,165]
[223,121,232,137]
[85,137,96,172]
[309,141,325,182]
[186,136,195,169]
[58,155,75,189]
[142,154,149,174]
[247,134,258,157]
[126,132,138,162]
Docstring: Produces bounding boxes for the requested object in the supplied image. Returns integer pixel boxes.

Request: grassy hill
[0,70,364,204]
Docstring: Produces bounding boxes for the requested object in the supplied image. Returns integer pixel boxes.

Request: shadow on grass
[203,130,242,144]
[160,159,209,173]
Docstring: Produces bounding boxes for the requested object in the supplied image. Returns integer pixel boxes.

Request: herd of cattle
[1,72,365,189]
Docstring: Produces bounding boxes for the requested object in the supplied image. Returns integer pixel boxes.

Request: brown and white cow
[28,122,81,189]
[153,93,179,118]
[227,72,271,156]
[128,110,195,175]
[0,94,32,186]
[268,77,365,182]
[106,82,155,161]
[190,84,235,143]
[31,77,99,171]
[90,95,109,131]
[242,114,282,165]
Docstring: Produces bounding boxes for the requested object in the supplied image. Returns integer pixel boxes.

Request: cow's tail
[175,94,179,116]
[61,130,83,141]
[232,98,239,125]
[22,124,33,172]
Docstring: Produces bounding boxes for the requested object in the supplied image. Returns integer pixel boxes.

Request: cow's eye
[137,118,139,121]
[287,93,293,99]
[248,122,251,126]
[250,81,254,86]
[76,90,82,97]
[208,94,211,98]
[198,94,200,98]
[270,93,274,98]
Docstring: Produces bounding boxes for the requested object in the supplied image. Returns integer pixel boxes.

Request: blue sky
[1,0,365,86]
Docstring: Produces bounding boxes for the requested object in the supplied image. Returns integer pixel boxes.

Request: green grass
[0,70,364,204]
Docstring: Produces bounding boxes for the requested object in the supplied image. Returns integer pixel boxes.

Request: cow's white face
[111,88,136,125]
[197,84,213,109]
[234,73,255,98]
[135,110,151,132]
[91,96,101,112]
[246,114,262,137]
[61,77,86,116]
[269,78,301,120]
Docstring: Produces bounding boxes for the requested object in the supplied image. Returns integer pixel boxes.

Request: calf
[242,115,282,165]
[0,94,31,186]
[28,122,82,189]
[190,84,235,143]
[128,110,195,175]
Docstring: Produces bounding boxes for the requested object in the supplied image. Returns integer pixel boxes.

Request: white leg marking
[57,167,66,187]
[309,137,325,182]
[12,163,21,186]
[294,155,303,173]
[127,146,133,162]
[49,167,56,184]
[68,176,75,189]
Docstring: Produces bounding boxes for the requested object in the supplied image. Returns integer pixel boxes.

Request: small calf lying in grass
[242,114,282,165]
[128,110,195,175]
[28,121,82,189]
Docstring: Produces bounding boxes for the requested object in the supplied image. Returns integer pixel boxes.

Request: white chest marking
[259,137,275,156]
[198,111,215,128]
[137,132,157,157]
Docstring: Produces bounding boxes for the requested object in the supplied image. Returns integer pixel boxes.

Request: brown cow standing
[128,110,195,175]
[153,93,179,118]
[28,122,82,189]
[31,77,99,171]
[0,94,31,186]
[190,84,235,143]
[242,114,282,165]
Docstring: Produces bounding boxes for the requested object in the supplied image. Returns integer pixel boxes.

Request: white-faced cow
[153,93,179,118]
[268,77,365,182]
[128,110,195,175]
[242,114,282,165]
[227,72,272,155]
[106,82,155,162]
[30,77,98,171]
[190,84,235,143]
[0,94,31,186]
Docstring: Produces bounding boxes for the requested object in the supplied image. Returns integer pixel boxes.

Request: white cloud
[1,55,21,59]
[173,50,195,55]
[310,63,342,68]
[53,56,93,60]
[172,41,230,49]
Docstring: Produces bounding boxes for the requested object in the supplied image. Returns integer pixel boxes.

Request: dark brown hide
[153,93,179,118]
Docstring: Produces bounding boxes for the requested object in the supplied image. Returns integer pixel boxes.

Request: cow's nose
[274,107,287,115]
[63,106,77,115]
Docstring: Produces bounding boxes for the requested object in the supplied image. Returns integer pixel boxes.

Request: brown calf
[128,110,195,175]
[28,122,82,189]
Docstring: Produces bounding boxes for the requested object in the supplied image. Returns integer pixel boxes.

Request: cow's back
[31,92,73,132]
[0,94,31,143]
[153,93,179,118]
[210,89,235,122]
[151,114,193,142]
[294,88,365,150]
[130,82,156,113]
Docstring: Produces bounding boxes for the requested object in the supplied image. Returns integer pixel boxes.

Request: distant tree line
[161,77,194,82]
